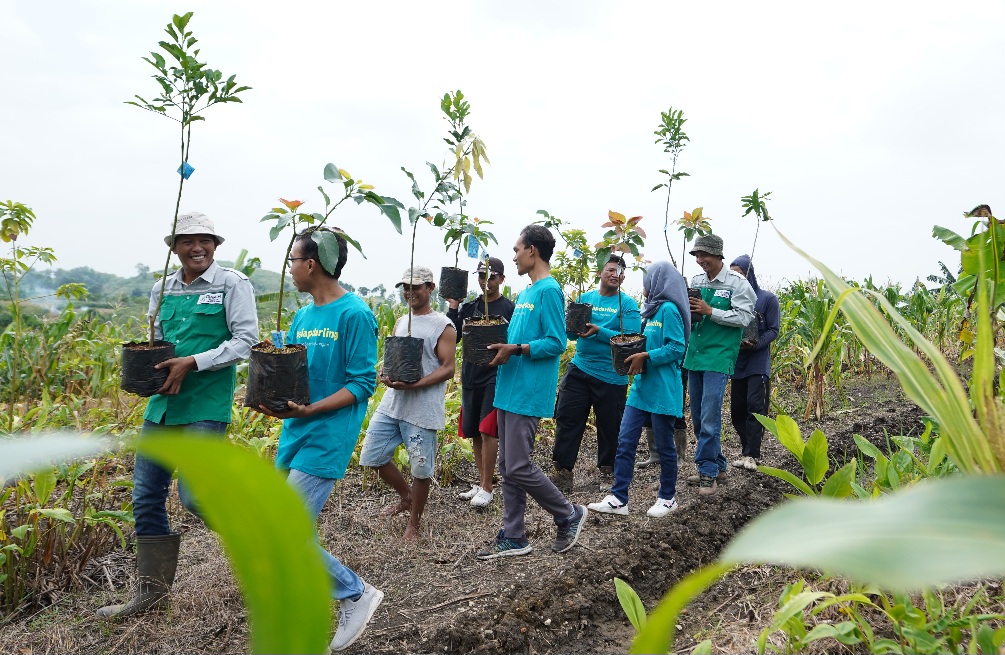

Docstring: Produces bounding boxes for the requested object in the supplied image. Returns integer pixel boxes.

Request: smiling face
[400,282,434,311]
[599,260,624,293]
[172,233,217,280]
[478,271,503,298]
[694,251,723,278]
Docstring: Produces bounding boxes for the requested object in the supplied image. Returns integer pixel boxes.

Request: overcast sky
[3,1,1003,297]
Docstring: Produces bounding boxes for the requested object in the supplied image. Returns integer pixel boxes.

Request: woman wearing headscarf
[728,255,780,471]
[587,261,687,518]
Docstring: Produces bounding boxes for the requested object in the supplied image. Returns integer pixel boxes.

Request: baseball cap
[474,257,504,277]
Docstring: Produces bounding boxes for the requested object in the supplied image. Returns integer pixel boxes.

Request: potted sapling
[435,90,490,299]
[387,161,456,381]
[246,164,402,412]
[121,12,250,396]
[738,188,773,345]
[650,106,690,268]
[535,209,594,333]
[595,210,648,376]
[460,246,508,367]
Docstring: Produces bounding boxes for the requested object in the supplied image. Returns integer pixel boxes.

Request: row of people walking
[99,212,777,651]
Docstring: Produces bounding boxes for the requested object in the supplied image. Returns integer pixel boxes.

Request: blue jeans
[610,406,679,504]
[133,419,228,536]
[284,469,365,601]
[688,370,729,478]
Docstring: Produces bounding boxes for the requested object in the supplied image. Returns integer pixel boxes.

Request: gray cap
[165,212,225,247]
[395,265,435,287]
[689,234,723,258]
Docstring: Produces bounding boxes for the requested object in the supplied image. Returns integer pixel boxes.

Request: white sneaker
[587,494,628,515]
[470,488,494,507]
[458,484,481,500]
[647,496,679,518]
[330,583,384,651]
[742,456,759,471]
[731,457,747,468]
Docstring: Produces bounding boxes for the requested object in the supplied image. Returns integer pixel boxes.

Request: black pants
[730,374,769,459]
[552,364,627,470]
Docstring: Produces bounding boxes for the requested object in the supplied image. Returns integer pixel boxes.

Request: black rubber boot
[635,427,659,468]
[674,428,688,464]
[97,533,181,618]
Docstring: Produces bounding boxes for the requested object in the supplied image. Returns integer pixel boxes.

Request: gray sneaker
[553,504,588,553]
[330,583,384,652]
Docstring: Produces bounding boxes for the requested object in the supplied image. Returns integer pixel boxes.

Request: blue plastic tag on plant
[573,248,583,258]
[271,330,285,348]
[467,237,480,259]
[177,162,195,180]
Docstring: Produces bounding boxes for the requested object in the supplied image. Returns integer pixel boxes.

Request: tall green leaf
[802,429,829,485]
[775,226,997,474]
[630,563,733,654]
[0,433,108,481]
[139,434,329,654]
[614,578,647,632]
[722,476,1005,591]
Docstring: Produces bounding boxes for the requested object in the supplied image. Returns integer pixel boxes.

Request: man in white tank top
[360,265,457,540]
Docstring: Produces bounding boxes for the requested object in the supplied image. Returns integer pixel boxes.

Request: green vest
[144,292,237,425]
[682,286,743,375]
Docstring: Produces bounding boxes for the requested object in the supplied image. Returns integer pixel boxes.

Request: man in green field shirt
[477,224,588,559]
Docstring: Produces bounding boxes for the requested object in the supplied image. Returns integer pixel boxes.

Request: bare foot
[403,523,420,541]
[379,497,411,517]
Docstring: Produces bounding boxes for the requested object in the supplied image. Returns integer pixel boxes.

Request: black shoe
[553,505,588,553]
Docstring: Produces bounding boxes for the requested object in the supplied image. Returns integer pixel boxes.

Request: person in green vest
[683,234,756,496]
[98,213,258,618]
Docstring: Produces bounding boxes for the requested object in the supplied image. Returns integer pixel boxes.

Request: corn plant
[127,12,251,344]
[651,107,690,267]
[1,455,130,616]
[622,227,1005,654]
[1,202,87,431]
[754,414,857,498]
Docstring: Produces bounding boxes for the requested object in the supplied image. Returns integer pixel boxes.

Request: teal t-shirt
[494,276,567,418]
[569,289,641,385]
[275,292,378,479]
[627,301,686,417]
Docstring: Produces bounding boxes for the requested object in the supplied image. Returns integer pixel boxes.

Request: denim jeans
[284,469,365,601]
[133,419,228,536]
[610,406,679,504]
[688,370,729,478]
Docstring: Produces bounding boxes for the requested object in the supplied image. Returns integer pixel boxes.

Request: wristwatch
[512,343,523,356]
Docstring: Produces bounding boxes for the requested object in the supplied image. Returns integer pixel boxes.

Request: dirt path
[0,377,924,654]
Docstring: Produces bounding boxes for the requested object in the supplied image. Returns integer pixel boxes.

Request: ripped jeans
[359,412,437,479]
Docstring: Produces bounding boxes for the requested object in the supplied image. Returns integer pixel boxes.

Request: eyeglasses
[287,257,310,265]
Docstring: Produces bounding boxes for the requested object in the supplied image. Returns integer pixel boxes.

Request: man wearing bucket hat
[682,233,756,497]
[361,265,456,541]
[99,212,258,618]
[445,256,515,508]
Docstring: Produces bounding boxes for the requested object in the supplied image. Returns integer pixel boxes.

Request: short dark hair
[295,226,348,279]
[519,224,556,262]
[969,204,993,217]
[603,254,626,271]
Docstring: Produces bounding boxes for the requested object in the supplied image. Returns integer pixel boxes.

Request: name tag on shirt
[714,289,732,299]
[197,292,223,305]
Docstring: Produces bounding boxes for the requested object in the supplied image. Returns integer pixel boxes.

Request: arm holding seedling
[381,325,457,390]
[156,275,258,395]
[703,279,756,328]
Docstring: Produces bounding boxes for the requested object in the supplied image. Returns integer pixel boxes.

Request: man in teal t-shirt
[255,228,383,652]
[476,225,588,560]
[551,255,640,491]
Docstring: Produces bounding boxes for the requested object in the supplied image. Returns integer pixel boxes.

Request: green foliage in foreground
[1,434,329,654]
